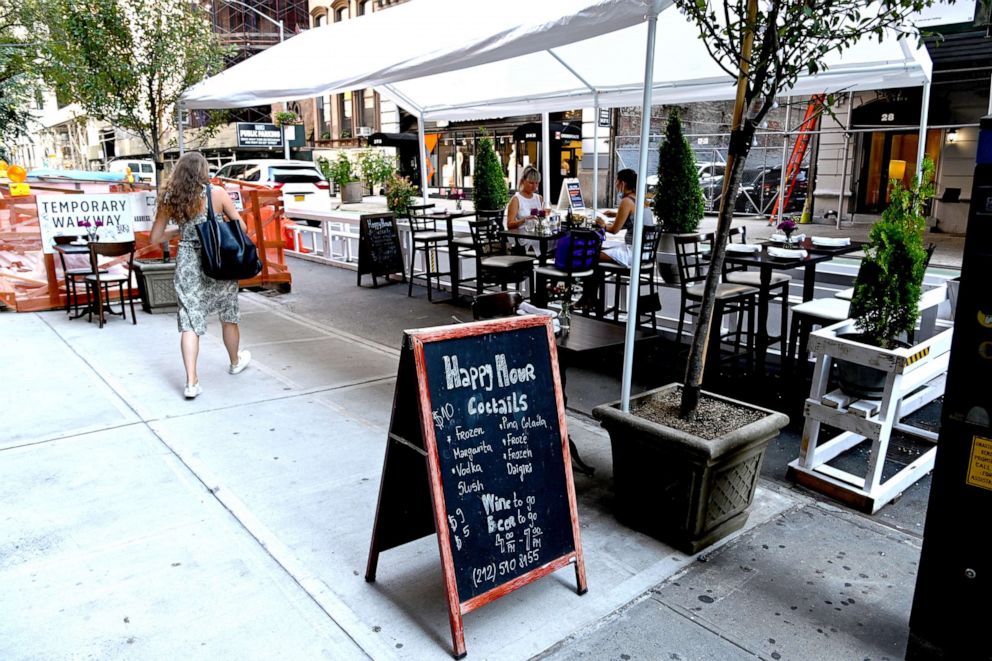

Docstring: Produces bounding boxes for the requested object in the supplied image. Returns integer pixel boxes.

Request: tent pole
[593,95,600,212]
[775,96,792,225]
[915,80,931,183]
[177,102,185,156]
[541,112,551,205]
[620,0,662,413]
[836,92,853,229]
[418,112,430,203]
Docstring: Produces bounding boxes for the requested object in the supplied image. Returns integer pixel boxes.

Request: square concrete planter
[593,383,789,553]
[341,182,364,204]
[133,259,178,314]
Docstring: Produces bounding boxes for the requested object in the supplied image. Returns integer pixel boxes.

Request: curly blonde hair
[160,152,209,223]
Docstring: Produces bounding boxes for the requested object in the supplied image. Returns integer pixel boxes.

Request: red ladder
[770,94,825,221]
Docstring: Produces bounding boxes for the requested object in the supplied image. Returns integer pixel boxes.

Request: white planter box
[788,287,953,514]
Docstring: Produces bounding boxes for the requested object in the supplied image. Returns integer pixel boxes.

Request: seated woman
[575,169,653,309]
[505,165,547,255]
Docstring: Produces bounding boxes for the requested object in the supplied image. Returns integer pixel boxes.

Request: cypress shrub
[473,133,510,211]
[653,110,705,233]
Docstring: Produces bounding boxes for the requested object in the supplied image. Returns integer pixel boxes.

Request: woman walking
[150,152,251,399]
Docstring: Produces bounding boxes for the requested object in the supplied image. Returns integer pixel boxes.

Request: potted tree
[325,152,363,204]
[652,109,705,283]
[831,159,937,397]
[593,0,940,552]
[472,132,510,211]
[356,149,396,196]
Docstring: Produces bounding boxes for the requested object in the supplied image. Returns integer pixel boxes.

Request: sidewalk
[0,271,928,660]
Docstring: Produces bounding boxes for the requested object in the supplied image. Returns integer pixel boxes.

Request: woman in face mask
[575,168,653,309]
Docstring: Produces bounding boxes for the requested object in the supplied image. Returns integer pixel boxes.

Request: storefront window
[338,92,353,138]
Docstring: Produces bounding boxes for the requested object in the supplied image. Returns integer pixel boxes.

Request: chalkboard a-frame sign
[357,212,406,287]
[365,315,588,658]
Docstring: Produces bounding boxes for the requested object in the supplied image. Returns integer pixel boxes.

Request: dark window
[335,6,347,21]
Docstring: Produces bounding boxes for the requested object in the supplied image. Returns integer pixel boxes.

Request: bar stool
[533,228,602,309]
[674,232,759,368]
[598,226,661,330]
[722,226,791,358]
[786,298,850,378]
[467,218,534,296]
[451,208,502,296]
[405,203,448,301]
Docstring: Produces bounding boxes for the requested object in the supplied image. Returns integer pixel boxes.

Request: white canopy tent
[182,0,933,411]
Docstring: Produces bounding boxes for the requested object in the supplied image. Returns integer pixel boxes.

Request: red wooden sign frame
[366,315,587,658]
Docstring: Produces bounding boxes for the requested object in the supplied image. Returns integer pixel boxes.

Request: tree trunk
[679,135,754,416]
[681,0,758,418]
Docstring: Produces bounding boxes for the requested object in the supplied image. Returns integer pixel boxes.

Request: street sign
[236,122,283,148]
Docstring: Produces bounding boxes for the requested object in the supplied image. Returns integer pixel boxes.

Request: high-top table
[722,240,865,370]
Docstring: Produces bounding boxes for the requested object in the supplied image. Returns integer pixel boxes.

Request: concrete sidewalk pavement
[1,293,924,660]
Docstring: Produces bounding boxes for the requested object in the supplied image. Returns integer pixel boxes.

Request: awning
[368,132,419,148]
[512,122,582,142]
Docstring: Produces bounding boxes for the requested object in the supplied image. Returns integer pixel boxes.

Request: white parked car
[108,159,157,186]
[214,159,332,213]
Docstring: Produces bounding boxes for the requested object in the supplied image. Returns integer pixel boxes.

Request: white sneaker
[229,350,252,375]
[184,382,202,399]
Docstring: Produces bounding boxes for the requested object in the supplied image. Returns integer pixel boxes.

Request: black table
[722,240,865,370]
[500,227,565,267]
[425,210,476,304]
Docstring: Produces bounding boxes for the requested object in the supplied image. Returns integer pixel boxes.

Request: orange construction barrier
[0,179,292,312]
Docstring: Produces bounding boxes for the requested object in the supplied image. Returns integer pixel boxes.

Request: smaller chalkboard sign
[557,178,585,211]
[357,212,406,287]
[366,316,587,658]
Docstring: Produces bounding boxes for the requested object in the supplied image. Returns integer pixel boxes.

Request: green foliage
[673,0,942,414]
[273,110,298,126]
[356,149,396,193]
[385,173,418,215]
[653,110,705,233]
[322,152,359,188]
[849,158,935,349]
[0,0,43,151]
[37,0,227,165]
[472,133,510,211]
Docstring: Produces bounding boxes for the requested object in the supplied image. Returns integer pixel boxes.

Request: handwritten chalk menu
[37,194,136,254]
[366,316,586,658]
[357,212,405,287]
[557,178,585,211]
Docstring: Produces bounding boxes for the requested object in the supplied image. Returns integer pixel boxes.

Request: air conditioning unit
[355,126,373,137]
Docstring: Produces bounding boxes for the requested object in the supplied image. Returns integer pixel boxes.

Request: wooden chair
[674,232,759,368]
[467,217,535,297]
[451,208,502,296]
[722,225,791,357]
[405,203,447,301]
[597,225,662,330]
[84,241,137,328]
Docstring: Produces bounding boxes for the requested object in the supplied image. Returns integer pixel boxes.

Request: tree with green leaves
[653,109,705,233]
[37,0,226,176]
[472,133,510,211]
[673,0,940,416]
[0,0,42,159]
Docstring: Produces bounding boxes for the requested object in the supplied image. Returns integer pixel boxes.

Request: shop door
[856,129,941,213]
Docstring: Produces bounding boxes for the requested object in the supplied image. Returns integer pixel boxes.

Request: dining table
[722,238,866,371]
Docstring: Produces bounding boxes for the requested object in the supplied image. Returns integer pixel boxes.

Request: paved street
[0,255,940,660]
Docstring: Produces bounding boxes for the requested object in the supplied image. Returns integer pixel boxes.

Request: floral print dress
[174,190,240,335]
